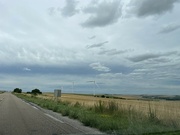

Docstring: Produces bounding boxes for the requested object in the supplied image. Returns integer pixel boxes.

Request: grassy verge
[0,91,5,94]
[15,93,180,135]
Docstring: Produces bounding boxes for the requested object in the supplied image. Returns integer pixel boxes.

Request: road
[0,92,102,135]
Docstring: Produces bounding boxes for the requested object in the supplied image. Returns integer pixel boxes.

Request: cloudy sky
[0,0,180,95]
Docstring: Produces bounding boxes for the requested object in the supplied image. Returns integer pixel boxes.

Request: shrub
[101,95,105,98]
[13,88,22,93]
[31,89,42,95]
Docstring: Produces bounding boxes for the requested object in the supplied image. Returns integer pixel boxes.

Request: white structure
[54,89,61,98]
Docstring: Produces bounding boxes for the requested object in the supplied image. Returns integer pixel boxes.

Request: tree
[13,88,22,93]
[31,88,42,95]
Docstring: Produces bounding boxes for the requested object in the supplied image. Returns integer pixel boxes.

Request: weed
[94,100,106,113]
[148,102,160,124]
[107,101,118,113]
[74,101,81,108]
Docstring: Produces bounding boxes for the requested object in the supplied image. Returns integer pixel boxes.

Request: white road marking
[32,106,39,110]
[26,102,30,105]
[44,113,64,123]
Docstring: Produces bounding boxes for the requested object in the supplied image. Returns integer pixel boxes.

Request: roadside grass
[15,93,180,135]
[0,91,5,94]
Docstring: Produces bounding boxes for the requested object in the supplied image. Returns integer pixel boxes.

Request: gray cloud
[129,0,179,17]
[47,7,56,16]
[127,51,178,62]
[81,0,122,28]
[89,35,96,39]
[158,23,180,34]
[61,0,79,17]
[98,73,122,79]
[99,49,130,56]
[86,41,108,49]
[89,62,111,72]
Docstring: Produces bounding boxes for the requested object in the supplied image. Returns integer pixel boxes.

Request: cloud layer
[0,0,180,95]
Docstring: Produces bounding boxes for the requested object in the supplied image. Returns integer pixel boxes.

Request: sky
[0,0,180,95]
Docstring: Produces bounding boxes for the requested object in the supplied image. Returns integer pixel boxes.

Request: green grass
[14,93,180,135]
[0,91,5,94]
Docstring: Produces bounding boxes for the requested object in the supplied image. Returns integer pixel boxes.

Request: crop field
[16,92,180,134]
[39,93,180,127]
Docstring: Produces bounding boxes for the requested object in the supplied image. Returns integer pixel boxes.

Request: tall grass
[15,93,180,135]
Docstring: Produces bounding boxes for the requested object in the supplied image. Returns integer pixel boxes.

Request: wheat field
[38,93,180,127]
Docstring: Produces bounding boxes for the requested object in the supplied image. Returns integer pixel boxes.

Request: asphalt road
[0,92,102,135]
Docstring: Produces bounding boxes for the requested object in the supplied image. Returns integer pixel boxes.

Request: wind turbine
[87,80,99,96]
[72,81,75,94]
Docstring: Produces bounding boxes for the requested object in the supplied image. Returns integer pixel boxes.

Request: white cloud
[23,67,31,71]
[98,73,122,78]
[158,23,180,34]
[89,62,111,72]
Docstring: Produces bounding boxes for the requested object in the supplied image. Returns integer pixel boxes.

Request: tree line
[13,88,42,95]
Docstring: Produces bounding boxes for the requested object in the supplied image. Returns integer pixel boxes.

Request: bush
[31,89,42,95]
[101,95,105,98]
[13,88,22,93]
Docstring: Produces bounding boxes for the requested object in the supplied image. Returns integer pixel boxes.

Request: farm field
[16,92,180,134]
[39,93,180,127]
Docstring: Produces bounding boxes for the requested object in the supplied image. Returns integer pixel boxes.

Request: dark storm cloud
[127,51,178,62]
[61,0,79,17]
[158,23,180,34]
[129,0,179,17]
[86,41,108,49]
[81,0,122,28]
